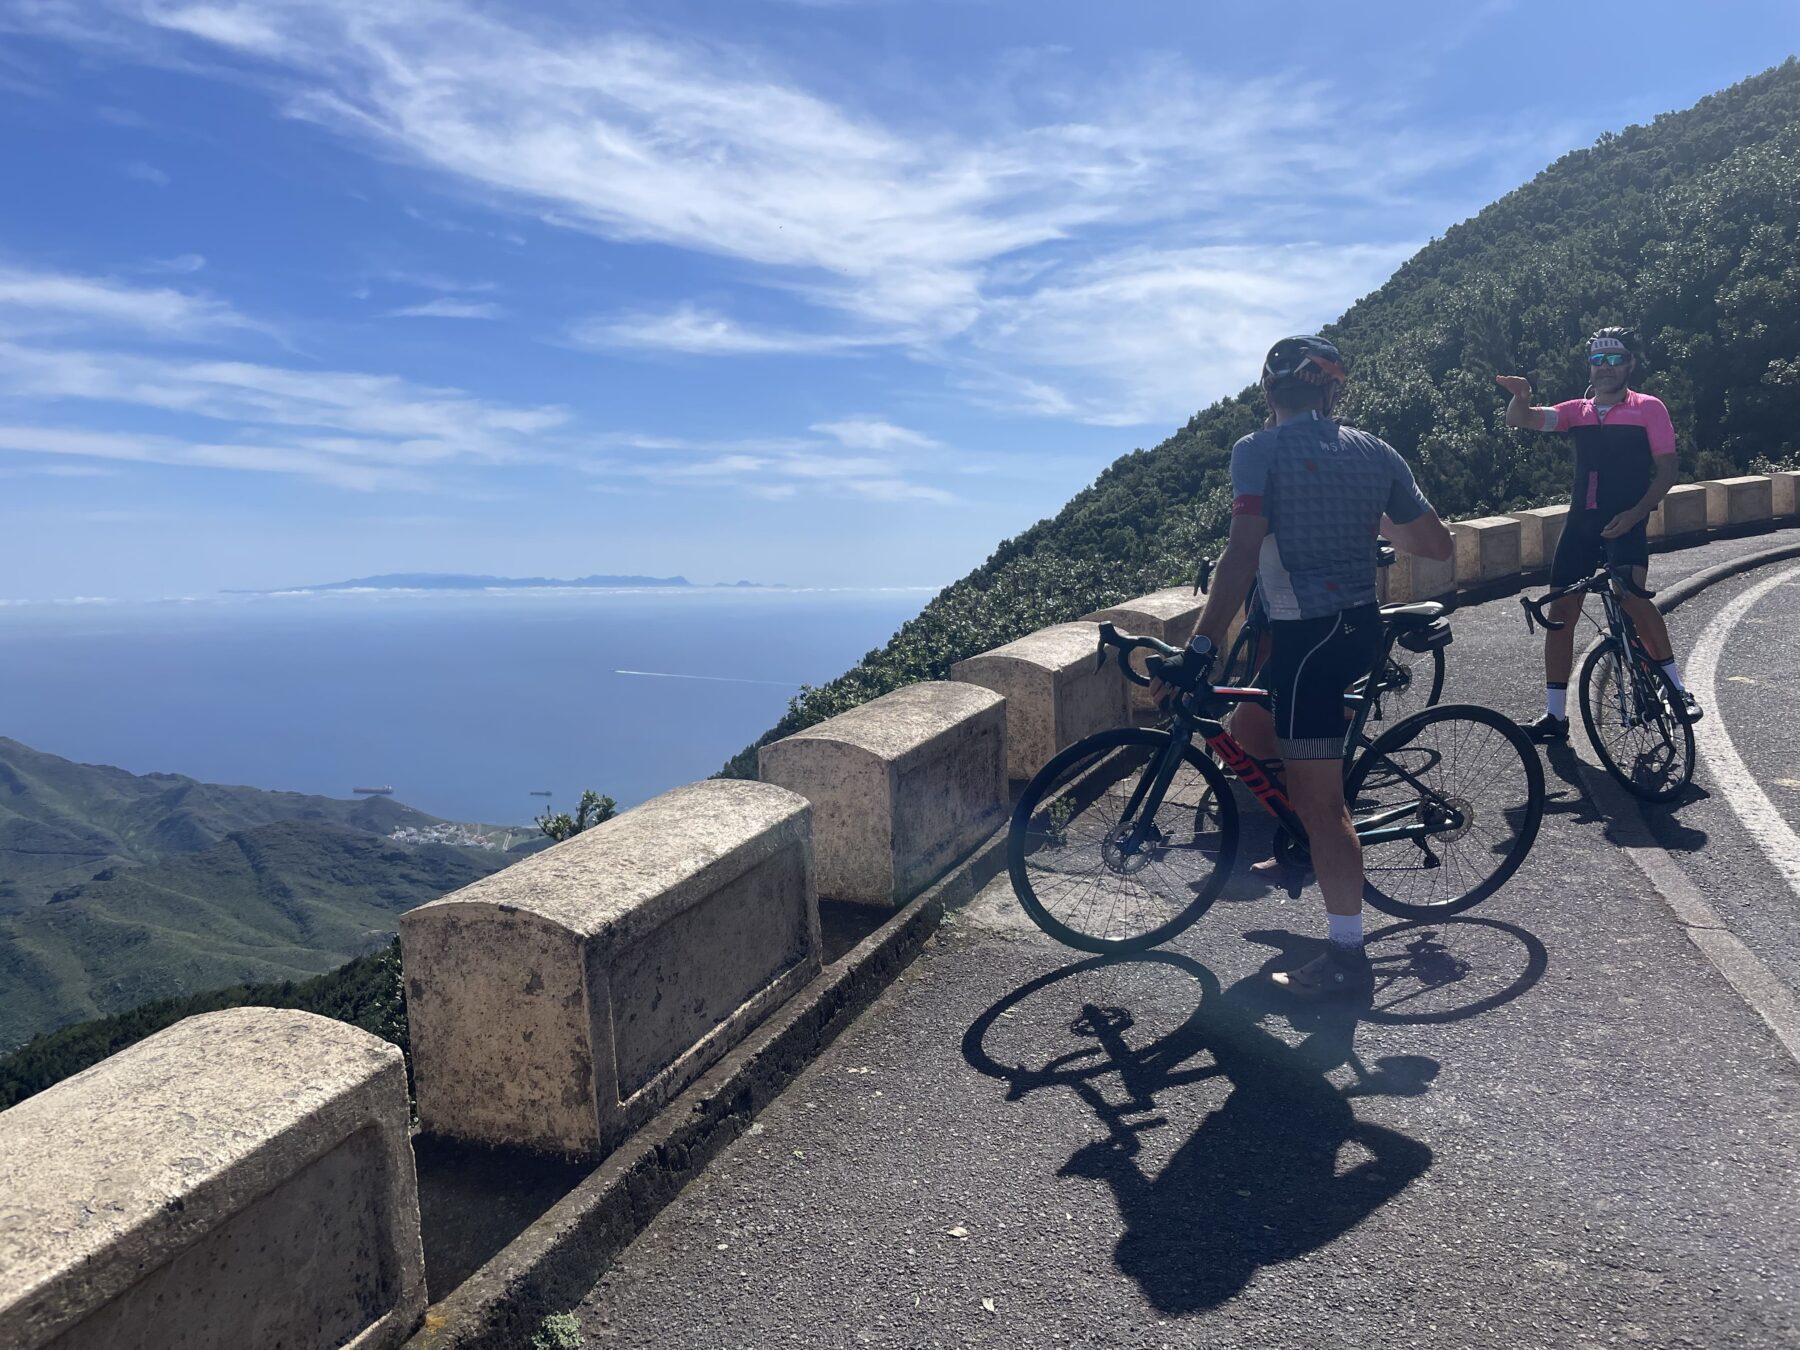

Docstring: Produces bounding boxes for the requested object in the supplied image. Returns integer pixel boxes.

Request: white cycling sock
[1660,659,1686,692]
[1546,684,1568,720]
[1327,911,1364,950]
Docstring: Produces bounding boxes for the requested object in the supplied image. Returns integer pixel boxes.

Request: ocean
[0,587,935,828]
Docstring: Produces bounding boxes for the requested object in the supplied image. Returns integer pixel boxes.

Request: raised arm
[1496,375,1556,432]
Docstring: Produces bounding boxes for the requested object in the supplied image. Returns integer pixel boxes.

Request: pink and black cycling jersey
[1545,390,1676,517]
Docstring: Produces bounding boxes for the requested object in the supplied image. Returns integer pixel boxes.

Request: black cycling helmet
[1262,334,1348,389]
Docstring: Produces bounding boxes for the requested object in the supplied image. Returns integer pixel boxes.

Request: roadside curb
[1570,533,1800,1069]
[402,821,1011,1350]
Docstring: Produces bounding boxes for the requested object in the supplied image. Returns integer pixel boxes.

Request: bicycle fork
[1114,724,1197,855]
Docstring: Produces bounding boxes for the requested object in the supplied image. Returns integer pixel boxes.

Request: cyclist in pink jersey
[1496,327,1701,740]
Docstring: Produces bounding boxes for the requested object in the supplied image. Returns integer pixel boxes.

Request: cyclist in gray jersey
[1154,336,1452,999]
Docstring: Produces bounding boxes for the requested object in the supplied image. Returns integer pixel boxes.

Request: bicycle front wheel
[1345,703,1544,919]
[1578,638,1695,802]
[1009,728,1238,953]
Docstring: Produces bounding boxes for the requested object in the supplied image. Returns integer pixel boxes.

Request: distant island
[228,573,782,593]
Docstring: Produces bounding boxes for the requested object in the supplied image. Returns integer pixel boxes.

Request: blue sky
[0,1,1795,597]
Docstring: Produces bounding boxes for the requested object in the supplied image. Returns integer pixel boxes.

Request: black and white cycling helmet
[1587,326,1640,359]
[1262,334,1348,390]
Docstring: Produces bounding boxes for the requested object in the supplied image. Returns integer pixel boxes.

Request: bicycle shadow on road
[960,919,1546,1315]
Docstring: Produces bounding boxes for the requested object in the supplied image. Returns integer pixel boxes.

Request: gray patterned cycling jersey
[1229,414,1432,621]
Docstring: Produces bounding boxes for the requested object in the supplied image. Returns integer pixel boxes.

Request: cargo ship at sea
[352,785,394,796]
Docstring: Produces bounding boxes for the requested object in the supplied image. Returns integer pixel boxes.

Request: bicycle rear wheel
[1578,638,1695,802]
[1009,728,1238,953]
[1345,703,1544,919]
[1360,643,1445,722]
[1217,615,1263,688]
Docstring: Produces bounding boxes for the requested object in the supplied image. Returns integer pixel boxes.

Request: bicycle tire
[1344,703,1545,919]
[1578,638,1695,803]
[1009,728,1239,954]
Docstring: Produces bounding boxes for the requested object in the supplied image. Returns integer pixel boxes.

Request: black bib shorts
[1260,603,1383,761]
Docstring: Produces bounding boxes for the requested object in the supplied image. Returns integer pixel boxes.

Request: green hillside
[0,735,506,910]
[0,820,514,1048]
[0,939,408,1110]
[0,738,536,1049]
[723,58,1800,776]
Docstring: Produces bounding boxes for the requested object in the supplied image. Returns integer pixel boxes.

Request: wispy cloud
[385,297,503,319]
[30,4,1485,356]
[811,418,938,452]
[143,252,207,274]
[11,3,1519,430]
[962,242,1419,425]
[0,336,572,489]
[377,269,496,294]
[122,158,169,186]
[580,421,962,504]
[572,305,873,356]
[0,422,429,491]
[0,266,248,338]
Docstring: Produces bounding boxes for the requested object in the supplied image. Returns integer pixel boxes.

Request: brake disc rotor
[1425,794,1473,843]
[1101,825,1160,875]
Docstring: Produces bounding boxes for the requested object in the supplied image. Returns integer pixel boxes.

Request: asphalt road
[577,530,1800,1350]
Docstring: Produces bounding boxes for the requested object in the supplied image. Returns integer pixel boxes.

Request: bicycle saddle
[1379,601,1448,630]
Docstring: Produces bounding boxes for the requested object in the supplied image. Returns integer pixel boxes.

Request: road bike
[1520,565,1695,802]
[1007,624,1545,954]
[1197,540,1447,725]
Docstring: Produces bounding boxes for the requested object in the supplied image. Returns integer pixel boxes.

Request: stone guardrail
[949,621,1130,781]
[0,1009,423,1350]
[400,778,819,1160]
[759,681,1006,908]
[1,471,1794,1347]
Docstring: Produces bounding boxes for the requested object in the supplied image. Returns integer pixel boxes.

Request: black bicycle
[1197,540,1447,725]
[1521,566,1695,802]
[1007,624,1545,954]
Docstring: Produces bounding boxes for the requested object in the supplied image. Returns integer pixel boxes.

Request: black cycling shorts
[1260,604,1383,760]
[1550,509,1649,588]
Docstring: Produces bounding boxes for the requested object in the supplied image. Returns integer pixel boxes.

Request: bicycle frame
[1525,567,1659,730]
[1114,685,1453,863]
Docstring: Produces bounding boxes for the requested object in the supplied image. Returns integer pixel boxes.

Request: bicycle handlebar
[1095,621,1183,689]
[1519,565,1656,634]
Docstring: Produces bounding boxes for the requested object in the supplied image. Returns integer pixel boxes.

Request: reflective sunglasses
[1588,352,1631,367]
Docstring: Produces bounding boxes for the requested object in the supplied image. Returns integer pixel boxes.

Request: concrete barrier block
[759,682,1006,907]
[1771,470,1799,518]
[0,1009,424,1350]
[1706,474,1773,526]
[1383,550,1456,604]
[1661,483,1710,537]
[951,622,1128,781]
[1083,588,1206,714]
[1451,516,1523,584]
[402,779,820,1159]
[1510,505,1568,569]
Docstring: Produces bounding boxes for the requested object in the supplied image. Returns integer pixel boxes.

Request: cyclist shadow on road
[961,919,1545,1315]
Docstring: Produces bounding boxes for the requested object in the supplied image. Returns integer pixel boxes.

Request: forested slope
[724,58,1800,776]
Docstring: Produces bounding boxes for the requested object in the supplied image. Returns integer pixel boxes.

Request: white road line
[1686,560,1800,898]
